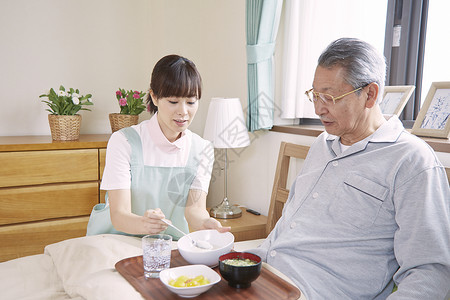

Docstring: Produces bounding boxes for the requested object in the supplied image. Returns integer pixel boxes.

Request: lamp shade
[203,98,250,149]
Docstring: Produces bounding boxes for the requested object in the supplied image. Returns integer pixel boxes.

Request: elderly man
[250,38,450,299]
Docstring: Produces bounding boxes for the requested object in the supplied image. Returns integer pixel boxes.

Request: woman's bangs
[160,70,201,99]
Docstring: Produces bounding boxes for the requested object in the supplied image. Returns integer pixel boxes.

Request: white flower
[58,90,66,97]
[87,97,93,103]
[72,97,80,105]
[71,92,79,98]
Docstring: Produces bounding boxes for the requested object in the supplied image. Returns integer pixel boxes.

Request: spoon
[161,219,213,250]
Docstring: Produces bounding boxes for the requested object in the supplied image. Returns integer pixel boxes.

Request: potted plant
[109,88,146,132]
[39,85,93,141]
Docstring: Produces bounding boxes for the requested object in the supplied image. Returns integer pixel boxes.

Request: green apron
[86,127,202,240]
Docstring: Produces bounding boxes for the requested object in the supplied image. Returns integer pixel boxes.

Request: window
[280,0,388,123]
[384,0,428,127]
[384,0,450,127]
[288,0,448,128]
[421,1,450,106]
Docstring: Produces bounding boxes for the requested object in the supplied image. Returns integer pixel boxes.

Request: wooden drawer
[231,226,267,242]
[214,209,268,242]
[100,148,106,179]
[0,149,98,188]
[0,216,90,262]
[0,182,98,225]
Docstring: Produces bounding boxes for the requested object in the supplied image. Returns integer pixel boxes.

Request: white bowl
[177,230,234,267]
[159,264,221,298]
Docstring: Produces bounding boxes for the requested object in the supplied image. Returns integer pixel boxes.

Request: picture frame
[411,81,450,139]
[380,85,415,117]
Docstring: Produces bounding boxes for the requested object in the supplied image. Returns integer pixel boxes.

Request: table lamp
[203,98,251,218]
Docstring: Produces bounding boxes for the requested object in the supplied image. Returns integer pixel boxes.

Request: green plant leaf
[39,86,93,115]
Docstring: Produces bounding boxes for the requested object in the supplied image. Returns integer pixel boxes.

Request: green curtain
[246,0,283,131]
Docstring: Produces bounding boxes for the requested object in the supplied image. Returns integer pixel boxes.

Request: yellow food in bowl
[168,275,210,287]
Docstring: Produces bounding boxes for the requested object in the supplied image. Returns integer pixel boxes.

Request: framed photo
[380,85,415,116]
[412,81,450,139]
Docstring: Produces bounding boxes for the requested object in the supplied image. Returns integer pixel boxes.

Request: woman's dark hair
[147,55,202,113]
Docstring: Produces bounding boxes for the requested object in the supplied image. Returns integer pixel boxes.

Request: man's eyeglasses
[305,86,365,105]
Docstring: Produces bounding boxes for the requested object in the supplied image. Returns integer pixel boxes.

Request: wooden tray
[116,250,301,300]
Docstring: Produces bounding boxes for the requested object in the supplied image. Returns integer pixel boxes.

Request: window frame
[384,0,429,128]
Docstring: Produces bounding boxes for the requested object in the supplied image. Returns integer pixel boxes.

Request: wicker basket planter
[48,114,82,141]
[109,113,139,133]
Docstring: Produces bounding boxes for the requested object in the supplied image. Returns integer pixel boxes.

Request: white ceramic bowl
[177,230,234,267]
[159,264,221,298]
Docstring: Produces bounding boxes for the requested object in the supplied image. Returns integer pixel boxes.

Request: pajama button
[332,161,339,167]
[290,222,296,229]
[270,250,277,257]
[312,192,319,198]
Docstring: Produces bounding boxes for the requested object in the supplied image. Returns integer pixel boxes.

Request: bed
[0,234,282,300]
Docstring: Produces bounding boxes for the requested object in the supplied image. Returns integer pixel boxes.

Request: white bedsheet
[0,235,271,300]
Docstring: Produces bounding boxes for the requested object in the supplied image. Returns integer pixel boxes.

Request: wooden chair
[266,142,310,235]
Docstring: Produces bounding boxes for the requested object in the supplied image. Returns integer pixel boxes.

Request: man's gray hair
[318,38,386,102]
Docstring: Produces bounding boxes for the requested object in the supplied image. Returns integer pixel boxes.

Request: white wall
[146,0,248,136]
[1,0,448,216]
[0,0,248,136]
[0,0,153,135]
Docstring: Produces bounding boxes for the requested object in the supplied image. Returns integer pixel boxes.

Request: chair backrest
[266,142,310,235]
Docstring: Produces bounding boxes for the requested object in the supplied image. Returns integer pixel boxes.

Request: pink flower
[119,98,127,106]
[133,93,140,99]
[116,90,122,97]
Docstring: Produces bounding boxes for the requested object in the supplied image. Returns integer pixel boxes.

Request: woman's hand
[109,190,169,235]
[185,189,230,233]
[203,217,231,233]
[142,208,169,234]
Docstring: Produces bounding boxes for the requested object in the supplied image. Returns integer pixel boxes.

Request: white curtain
[280,0,388,119]
[280,0,316,119]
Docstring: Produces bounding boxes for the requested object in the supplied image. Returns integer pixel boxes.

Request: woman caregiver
[87,55,230,239]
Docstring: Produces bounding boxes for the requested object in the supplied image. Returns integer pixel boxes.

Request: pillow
[44,234,143,299]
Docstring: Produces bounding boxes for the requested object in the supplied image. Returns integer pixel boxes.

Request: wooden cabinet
[0,135,109,262]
